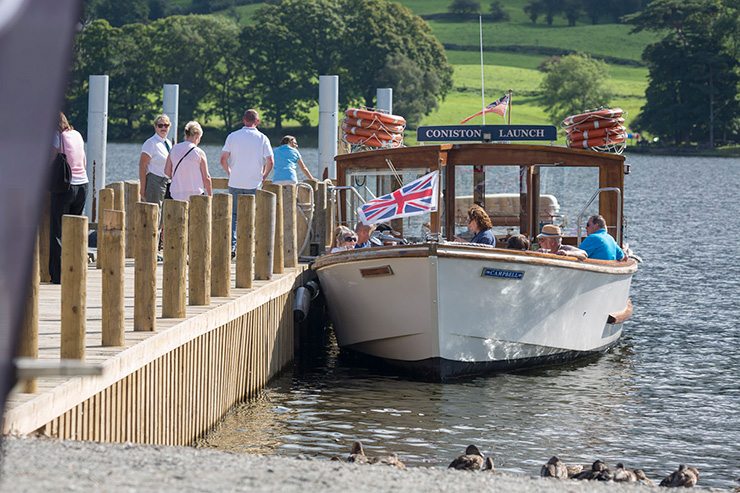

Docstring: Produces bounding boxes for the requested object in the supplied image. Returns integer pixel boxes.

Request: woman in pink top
[164,121,212,201]
[49,112,89,284]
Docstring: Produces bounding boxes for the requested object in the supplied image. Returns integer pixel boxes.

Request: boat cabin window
[344,168,433,242]
[539,166,600,244]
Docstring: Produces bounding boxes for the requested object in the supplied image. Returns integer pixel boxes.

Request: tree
[95,0,149,27]
[448,0,481,15]
[489,1,510,22]
[523,1,541,23]
[539,54,612,124]
[339,0,454,114]
[562,0,581,26]
[627,0,739,146]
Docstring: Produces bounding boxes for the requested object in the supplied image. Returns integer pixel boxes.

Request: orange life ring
[343,116,405,134]
[341,124,403,141]
[567,125,626,142]
[564,117,624,133]
[568,132,627,149]
[562,108,624,126]
[345,108,406,126]
[343,133,403,148]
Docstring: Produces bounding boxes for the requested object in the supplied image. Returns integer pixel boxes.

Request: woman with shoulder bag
[49,112,88,284]
[164,121,212,201]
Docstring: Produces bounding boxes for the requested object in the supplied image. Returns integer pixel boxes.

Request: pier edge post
[96,188,114,269]
[188,195,211,306]
[255,190,276,281]
[101,209,125,346]
[60,214,88,359]
[124,181,140,259]
[18,235,39,392]
[211,193,232,297]
[263,184,284,274]
[236,195,255,288]
[283,185,298,268]
[135,202,158,331]
[162,199,188,318]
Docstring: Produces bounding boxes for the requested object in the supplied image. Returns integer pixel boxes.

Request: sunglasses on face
[344,236,357,242]
[156,123,170,129]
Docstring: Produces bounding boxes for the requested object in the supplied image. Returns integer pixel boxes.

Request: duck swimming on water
[448,445,486,471]
[540,456,568,479]
[659,464,699,488]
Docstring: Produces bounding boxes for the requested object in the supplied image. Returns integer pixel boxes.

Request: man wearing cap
[580,214,625,261]
[537,224,587,259]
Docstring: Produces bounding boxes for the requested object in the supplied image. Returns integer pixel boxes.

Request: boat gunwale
[311,243,638,275]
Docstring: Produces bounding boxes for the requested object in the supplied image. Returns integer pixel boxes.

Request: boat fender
[293,286,311,324]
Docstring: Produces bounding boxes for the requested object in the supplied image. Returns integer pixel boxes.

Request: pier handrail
[576,187,622,246]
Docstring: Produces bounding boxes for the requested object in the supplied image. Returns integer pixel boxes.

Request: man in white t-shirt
[220,109,274,251]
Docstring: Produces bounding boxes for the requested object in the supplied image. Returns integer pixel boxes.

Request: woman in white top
[138,114,172,207]
[329,225,357,253]
[164,121,212,201]
[49,112,89,284]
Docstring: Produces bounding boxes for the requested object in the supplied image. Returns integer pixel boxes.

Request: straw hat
[537,224,562,238]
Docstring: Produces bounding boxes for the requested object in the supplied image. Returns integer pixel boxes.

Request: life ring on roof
[565,117,624,133]
[343,133,403,148]
[568,132,627,149]
[342,123,402,141]
[343,116,405,134]
[567,125,626,142]
[562,108,624,126]
[345,108,406,126]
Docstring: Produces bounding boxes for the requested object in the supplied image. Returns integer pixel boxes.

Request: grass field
[210,0,652,142]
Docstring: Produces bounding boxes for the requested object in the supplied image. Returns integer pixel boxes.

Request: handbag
[164,145,196,200]
[49,135,72,193]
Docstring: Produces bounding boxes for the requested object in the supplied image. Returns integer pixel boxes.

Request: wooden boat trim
[607,298,633,324]
[312,244,637,275]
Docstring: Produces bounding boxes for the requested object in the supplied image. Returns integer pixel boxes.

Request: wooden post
[60,215,87,359]
[315,181,327,254]
[124,181,140,258]
[18,236,39,392]
[39,193,51,283]
[282,185,298,268]
[236,195,255,289]
[296,184,310,258]
[96,188,115,269]
[254,190,276,281]
[101,209,125,346]
[162,199,188,318]
[107,182,125,212]
[211,193,231,297]
[188,195,211,306]
[263,184,284,274]
[135,202,158,331]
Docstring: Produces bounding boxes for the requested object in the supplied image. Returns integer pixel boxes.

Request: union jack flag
[357,171,439,225]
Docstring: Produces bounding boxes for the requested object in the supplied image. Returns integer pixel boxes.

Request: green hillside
[214,0,653,142]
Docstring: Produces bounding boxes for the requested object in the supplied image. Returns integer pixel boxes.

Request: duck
[371,453,406,470]
[659,464,699,487]
[613,463,637,482]
[346,441,369,464]
[634,469,655,486]
[540,456,568,479]
[448,444,486,471]
[566,464,584,478]
[572,460,611,481]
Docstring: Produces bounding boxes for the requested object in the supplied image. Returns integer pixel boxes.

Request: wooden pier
[5,178,335,446]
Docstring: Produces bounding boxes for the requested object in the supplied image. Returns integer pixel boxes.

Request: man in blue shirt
[581,215,625,261]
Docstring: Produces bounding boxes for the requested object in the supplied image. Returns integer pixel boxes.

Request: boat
[312,141,637,381]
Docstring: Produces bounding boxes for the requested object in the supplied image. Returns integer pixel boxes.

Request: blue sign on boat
[481,268,524,280]
[417,125,557,142]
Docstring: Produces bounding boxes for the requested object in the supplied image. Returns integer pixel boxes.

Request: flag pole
[507,89,512,125]
[479,15,485,126]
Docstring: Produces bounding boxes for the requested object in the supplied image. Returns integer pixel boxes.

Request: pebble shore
[0,437,726,492]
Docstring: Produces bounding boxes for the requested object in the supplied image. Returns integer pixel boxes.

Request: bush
[489,1,509,22]
[448,0,481,15]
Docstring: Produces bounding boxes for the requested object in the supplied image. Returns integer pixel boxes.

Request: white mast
[479,15,486,125]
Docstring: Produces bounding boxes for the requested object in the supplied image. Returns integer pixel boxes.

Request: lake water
[107,145,739,488]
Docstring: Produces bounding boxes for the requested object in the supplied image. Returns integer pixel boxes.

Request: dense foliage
[539,54,612,124]
[67,0,453,138]
[627,0,739,146]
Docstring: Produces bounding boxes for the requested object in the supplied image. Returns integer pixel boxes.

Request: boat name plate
[481,268,524,280]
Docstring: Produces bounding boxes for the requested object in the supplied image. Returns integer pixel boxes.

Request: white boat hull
[313,244,636,380]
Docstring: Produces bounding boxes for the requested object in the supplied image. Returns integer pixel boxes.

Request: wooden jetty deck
[5,258,307,445]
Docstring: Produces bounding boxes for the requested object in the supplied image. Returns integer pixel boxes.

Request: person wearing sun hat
[537,224,587,259]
